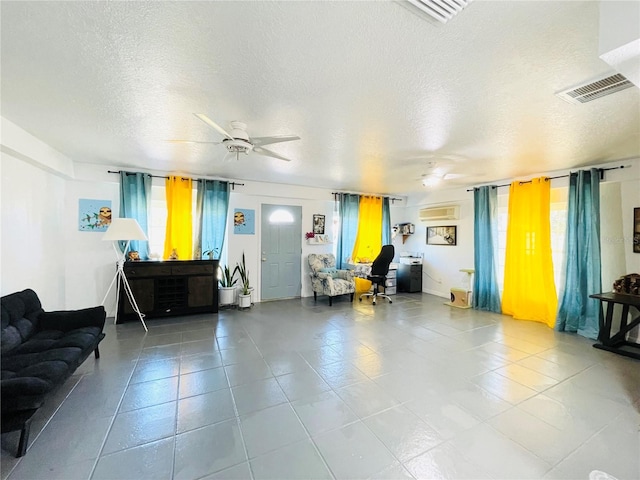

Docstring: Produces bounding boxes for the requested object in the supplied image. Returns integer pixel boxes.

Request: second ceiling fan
[172,113,301,162]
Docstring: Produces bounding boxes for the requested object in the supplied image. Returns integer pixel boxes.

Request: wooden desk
[589,292,640,360]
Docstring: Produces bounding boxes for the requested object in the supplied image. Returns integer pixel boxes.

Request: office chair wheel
[359,298,362,302]
[389,300,392,304]
[372,300,376,305]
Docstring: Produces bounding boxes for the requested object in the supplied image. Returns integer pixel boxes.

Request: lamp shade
[102,218,148,241]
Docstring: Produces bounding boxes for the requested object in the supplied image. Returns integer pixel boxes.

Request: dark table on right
[589,292,640,360]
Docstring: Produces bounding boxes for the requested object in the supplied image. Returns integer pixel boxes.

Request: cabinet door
[188,276,214,307]
[121,278,155,314]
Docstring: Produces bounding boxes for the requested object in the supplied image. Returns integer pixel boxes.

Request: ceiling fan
[402,154,485,187]
[169,113,301,162]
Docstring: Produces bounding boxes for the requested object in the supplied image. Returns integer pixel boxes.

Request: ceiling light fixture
[406,0,474,24]
[422,173,443,187]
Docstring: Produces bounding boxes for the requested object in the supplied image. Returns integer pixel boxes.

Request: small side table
[589,292,640,360]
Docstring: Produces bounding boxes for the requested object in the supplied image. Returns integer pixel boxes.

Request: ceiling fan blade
[221,151,235,163]
[253,146,292,162]
[251,135,301,147]
[165,140,222,145]
[194,113,234,140]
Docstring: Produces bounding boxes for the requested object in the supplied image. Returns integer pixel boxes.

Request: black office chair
[359,245,395,305]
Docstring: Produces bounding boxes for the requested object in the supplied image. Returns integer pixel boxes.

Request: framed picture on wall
[634,207,640,253]
[426,225,457,246]
[233,209,255,235]
[313,214,325,234]
[78,199,112,232]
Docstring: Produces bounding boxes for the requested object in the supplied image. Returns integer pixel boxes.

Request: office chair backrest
[370,245,395,277]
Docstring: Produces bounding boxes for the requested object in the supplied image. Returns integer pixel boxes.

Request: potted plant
[234,252,253,305]
[238,277,252,309]
[202,246,219,260]
[218,264,237,306]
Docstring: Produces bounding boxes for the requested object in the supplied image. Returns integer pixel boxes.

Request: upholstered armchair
[308,254,356,306]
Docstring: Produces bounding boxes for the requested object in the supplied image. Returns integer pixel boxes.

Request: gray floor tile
[250,439,332,480]
[120,376,179,412]
[179,367,229,398]
[92,437,175,480]
[240,403,308,458]
[313,421,397,479]
[103,402,177,454]
[177,388,236,433]
[174,419,246,480]
[231,377,287,416]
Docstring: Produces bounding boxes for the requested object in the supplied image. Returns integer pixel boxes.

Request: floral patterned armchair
[308,254,356,306]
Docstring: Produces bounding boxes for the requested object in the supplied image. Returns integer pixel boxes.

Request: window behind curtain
[147,185,198,260]
[495,186,568,296]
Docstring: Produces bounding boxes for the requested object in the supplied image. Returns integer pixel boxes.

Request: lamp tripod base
[102,249,148,332]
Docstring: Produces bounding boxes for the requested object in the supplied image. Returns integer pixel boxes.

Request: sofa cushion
[1,290,43,355]
[10,327,102,355]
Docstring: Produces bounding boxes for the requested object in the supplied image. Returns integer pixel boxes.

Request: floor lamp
[101,218,149,332]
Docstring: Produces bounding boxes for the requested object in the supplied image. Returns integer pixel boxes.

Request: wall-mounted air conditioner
[419,205,459,222]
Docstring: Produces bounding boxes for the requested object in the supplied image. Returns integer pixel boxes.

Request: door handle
[262,257,266,262]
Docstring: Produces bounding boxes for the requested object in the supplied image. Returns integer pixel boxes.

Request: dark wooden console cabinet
[118,260,219,322]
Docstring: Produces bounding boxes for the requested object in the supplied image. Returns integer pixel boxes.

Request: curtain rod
[331,192,403,204]
[466,165,630,192]
[107,170,244,190]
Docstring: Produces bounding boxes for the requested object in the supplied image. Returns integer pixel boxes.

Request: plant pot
[238,293,251,309]
[219,286,236,306]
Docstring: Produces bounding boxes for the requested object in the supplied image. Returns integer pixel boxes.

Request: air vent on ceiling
[556,73,634,104]
[405,0,473,24]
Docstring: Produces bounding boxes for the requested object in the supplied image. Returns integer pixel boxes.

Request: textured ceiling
[1,1,639,195]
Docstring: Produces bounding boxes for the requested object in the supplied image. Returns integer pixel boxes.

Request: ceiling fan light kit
[190,114,300,162]
[422,173,443,187]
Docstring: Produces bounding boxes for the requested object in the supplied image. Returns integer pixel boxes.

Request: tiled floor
[2,293,639,480]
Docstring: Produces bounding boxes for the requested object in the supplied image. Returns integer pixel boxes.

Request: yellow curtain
[502,177,557,327]
[352,196,383,294]
[164,176,193,260]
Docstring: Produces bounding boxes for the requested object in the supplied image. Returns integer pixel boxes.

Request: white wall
[403,189,475,298]
[0,152,68,309]
[226,182,338,301]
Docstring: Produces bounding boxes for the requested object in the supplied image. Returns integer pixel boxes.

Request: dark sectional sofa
[1,289,106,456]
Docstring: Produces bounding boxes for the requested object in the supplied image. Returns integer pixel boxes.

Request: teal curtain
[473,186,501,312]
[335,193,360,269]
[119,171,151,259]
[195,179,230,260]
[556,169,602,339]
[381,197,392,246]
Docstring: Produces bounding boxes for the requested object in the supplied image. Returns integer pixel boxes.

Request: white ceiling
[1,1,639,195]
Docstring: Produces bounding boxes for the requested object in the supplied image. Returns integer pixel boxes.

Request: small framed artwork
[234,209,255,235]
[313,214,325,234]
[78,199,112,232]
[427,225,457,246]
[633,207,640,253]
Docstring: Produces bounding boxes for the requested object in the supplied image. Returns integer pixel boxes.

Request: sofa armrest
[39,306,106,332]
